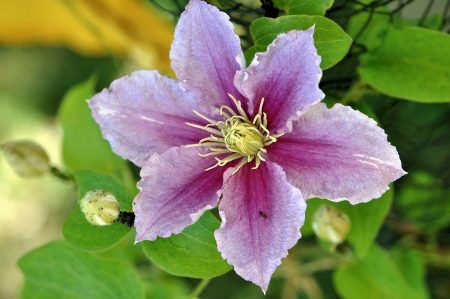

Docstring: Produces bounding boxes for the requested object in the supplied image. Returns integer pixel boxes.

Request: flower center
[185,94,282,174]
[223,121,264,156]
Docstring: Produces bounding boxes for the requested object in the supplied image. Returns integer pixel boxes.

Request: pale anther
[185,95,283,173]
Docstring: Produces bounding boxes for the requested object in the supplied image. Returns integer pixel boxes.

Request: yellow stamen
[227,93,248,119]
[220,106,237,118]
[185,122,223,136]
[198,149,230,157]
[257,152,266,162]
[216,153,243,166]
[186,95,283,174]
[252,156,261,170]
[232,157,250,174]
[185,142,225,148]
[192,109,216,124]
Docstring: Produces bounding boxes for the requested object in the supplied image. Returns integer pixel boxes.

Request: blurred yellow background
[0,1,174,298]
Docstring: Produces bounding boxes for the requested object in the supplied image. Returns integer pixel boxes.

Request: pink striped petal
[268,103,406,204]
[89,70,205,167]
[170,0,245,112]
[215,162,305,292]
[234,28,324,133]
[134,146,225,242]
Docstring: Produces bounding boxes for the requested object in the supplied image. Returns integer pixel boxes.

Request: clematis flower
[89,0,405,292]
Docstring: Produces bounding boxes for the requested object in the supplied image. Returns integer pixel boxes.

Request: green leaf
[359,26,450,103]
[345,189,393,257]
[302,188,393,258]
[18,241,145,299]
[63,171,133,251]
[396,172,450,232]
[391,248,430,299]
[370,99,450,175]
[246,16,352,69]
[58,78,127,175]
[347,8,443,49]
[142,212,232,279]
[333,245,427,299]
[145,279,190,299]
[274,0,334,16]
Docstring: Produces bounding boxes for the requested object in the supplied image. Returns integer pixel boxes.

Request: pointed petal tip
[133,221,157,243]
[134,236,144,245]
[171,0,244,111]
[134,226,180,243]
[235,26,324,132]
[189,204,215,222]
[269,103,407,204]
[215,163,305,293]
[261,284,268,295]
[306,24,316,33]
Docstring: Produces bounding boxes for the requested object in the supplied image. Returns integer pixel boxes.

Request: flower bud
[1,140,50,177]
[80,190,120,226]
[312,205,351,245]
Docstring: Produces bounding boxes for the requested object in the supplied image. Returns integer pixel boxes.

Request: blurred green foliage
[0,47,117,116]
[334,245,428,299]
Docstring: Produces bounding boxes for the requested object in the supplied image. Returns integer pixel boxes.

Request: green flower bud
[1,140,50,177]
[80,190,120,226]
[312,205,351,245]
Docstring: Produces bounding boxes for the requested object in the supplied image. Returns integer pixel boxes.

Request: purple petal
[134,146,225,242]
[215,162,305,293]
[234,28,324,132]
[268,103,406,204]
[170,0,245,112]
[89,70,206,167]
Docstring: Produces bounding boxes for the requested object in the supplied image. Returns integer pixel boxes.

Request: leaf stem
[50,166,73,181]
[191,278,211,298]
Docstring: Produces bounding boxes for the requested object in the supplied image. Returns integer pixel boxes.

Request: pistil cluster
[186,94,282,173]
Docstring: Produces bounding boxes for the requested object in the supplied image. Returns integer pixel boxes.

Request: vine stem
[191,279,211,298]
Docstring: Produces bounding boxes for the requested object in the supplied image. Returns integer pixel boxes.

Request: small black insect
[258,211,268,219]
